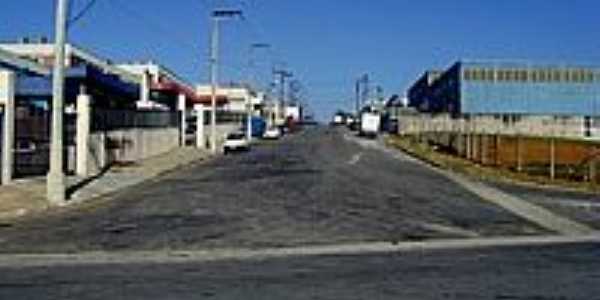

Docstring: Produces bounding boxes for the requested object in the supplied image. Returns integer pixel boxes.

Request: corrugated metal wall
[459,61,600,116]
[463,81,600,115]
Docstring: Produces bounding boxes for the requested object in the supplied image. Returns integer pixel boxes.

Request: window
[552,70,561,82]
[539,69,548,82]
[572,69,582,83]
[506,69,516,81]
[485,69,495,81]
[463,69,473,80]
[518,69,528,82]
[476,68,486,81]
[531,70,539,82]
[497,69,507,81]
[584,71,594,83]
[561,69,570,82]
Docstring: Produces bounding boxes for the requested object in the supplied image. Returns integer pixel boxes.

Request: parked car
[223,132,250,154]
[263,127,282,140]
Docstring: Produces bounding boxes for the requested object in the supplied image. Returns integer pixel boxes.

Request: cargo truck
[243,116,266,138]
[360,112,381,138]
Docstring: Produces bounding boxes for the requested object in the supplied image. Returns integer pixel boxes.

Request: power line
[68,0,98,28]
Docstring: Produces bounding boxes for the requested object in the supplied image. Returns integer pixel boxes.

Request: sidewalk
[346,132,595,236]
[0,147,210,221]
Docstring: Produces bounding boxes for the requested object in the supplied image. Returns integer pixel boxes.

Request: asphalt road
[0,126,598,299]
[0,127,543,253]
[1,243,599,299]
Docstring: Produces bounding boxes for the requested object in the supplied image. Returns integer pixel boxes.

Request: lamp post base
[47,171,67,206]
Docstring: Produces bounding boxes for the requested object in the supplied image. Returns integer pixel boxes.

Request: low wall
[197,123,241,151]
[398,114,589,139]
[87,127,179,175]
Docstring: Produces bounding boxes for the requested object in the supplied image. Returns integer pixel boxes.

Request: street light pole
[209,17,219,154]
[209,9,242,154]
[246,43,270,140]
[47,0,69,205]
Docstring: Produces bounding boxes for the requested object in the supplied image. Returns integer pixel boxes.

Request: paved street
[1,243,600,299]
[0,127,544,253]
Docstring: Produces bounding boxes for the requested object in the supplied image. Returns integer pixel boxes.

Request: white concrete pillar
[76,93,91,177]
[1,71,15,185]
[178,93,187,147]
[194,104,205,149]
[141,71,150,103]
[246,98,253,142]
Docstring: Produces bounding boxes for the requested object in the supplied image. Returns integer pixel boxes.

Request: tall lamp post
[209,9,243,154]
[246,43,270,140]
[47,0,69,205]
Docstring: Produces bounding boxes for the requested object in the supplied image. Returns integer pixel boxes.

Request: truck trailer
[359,112,381,138]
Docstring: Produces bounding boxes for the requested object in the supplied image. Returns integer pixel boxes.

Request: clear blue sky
[2,0,600,120]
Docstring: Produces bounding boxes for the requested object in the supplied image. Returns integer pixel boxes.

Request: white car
[263,127,282,140]
[223,132,250,154]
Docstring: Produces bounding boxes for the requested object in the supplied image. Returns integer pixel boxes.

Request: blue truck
[243,116,267,138]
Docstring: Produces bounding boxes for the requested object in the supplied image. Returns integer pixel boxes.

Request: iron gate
[13,102,76,178]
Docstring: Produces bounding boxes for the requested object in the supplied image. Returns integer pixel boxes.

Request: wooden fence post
[516,135,523,172]
[590,149,597,185]
[549,137,556,180]
[495,134,502,167]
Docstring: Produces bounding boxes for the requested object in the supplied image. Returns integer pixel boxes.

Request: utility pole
[362,74,370,108]
[209,9,242,154]
[355,74,369,115]
[273,69,293,126]
[355,78,361,116]
[376,85,384,110]
[47,0,69,205]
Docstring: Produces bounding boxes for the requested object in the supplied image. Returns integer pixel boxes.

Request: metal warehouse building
[407,70,442,112]
[410,61,600,117]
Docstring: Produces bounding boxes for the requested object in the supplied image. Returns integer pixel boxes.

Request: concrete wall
[196,123,240,151]
[86,127,179,175]
[398,114,591,140]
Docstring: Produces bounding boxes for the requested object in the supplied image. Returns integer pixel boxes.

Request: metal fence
[92,109,180,132]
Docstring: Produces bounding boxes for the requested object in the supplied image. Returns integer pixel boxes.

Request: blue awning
[15,65,139,100]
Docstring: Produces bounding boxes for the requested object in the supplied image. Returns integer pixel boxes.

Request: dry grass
[386,135,600,194]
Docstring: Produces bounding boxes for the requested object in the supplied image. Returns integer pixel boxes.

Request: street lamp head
[212,9,244,20]
[251,43,271,49]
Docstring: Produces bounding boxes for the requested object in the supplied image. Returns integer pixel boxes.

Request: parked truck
[243,116,266,138]
[332,114,344,125]
[359,112,381,138]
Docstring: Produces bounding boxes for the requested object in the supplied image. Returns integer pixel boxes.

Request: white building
[196,85,264,115]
